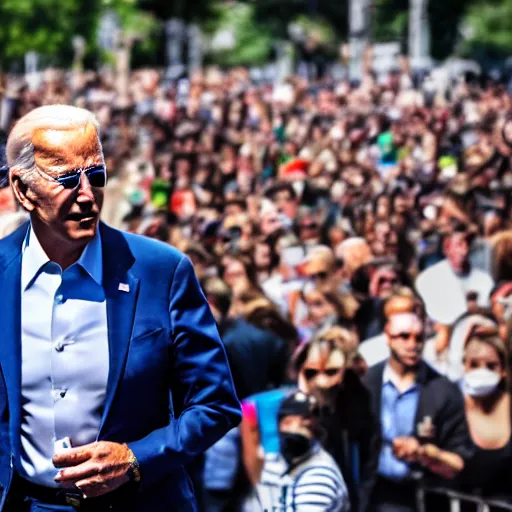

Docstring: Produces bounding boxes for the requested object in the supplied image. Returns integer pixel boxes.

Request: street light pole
[349,0,370,82]
[409,0,431,71]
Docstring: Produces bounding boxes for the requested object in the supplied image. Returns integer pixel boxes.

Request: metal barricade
[417,485,512,512]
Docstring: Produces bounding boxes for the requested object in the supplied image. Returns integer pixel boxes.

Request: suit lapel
[0,256,22,461]
[367,362,385,419]
[98,223,139,438]
[0,222,29,463]
[0,222,140,447]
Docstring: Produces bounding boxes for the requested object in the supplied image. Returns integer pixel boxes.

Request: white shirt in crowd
[20,227,109,487]
[244,443,350,512]
[415,259,494,326]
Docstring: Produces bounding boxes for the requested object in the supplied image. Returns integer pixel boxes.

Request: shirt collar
[22,225,103,290]
[383,363,418,394]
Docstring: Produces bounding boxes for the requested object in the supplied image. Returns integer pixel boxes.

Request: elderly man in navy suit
[0,105,241,511]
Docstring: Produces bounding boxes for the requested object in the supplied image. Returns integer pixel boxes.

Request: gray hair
[6,104,101,185]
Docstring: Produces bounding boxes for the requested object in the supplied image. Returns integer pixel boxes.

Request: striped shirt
[248,443,350,511]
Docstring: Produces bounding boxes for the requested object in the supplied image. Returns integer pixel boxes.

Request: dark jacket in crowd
[318,369,381,512]
[364,360,474,478]
[220,318,288,401]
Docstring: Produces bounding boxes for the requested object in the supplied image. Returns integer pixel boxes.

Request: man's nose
[315,374,331,389]
[76,173,95,202]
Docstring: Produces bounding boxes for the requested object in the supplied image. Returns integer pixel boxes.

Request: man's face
[298,217,320,243]
[371,266,399,299]
[385,313,424,369]
[444,232,470,273]
[304,290,336,326]
[21,124,104,247]
[298,342,345,406]
[224,203,244,217]
[302,260,331,287]
[260,210,282,236]
[254,243,271,271]
[393,193,410,215]
[274,190,298,220]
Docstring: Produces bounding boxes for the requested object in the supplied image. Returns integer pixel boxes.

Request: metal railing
[416,485,512,512]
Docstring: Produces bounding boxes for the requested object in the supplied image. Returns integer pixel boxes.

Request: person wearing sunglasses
[0,105,241,512]
[292,327,380,512]
[364,293,473,512]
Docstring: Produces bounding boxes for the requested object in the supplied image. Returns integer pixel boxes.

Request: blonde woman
[460,327,512,500]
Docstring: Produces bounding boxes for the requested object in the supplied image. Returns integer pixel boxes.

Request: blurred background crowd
[2,0,512,511]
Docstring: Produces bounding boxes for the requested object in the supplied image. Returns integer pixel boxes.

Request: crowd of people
[1,59,512,511]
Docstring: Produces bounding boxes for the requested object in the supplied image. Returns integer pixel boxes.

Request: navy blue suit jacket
[0,222,241,510]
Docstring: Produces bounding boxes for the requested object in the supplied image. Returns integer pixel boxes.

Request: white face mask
[463,368,501,397]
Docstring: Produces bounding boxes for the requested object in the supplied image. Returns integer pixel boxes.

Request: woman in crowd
[460,326,512,502]
[220,253,262,294]
[299,283,358,340]
[292,327,380,512]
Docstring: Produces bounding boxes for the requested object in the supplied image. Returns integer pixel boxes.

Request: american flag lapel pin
[118,283,130,293]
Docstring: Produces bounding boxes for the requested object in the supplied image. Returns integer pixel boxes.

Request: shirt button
[55,294,64,304]
[55,341,65,352]
[51,389,67,400]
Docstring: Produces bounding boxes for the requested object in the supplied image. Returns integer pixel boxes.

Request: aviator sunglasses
[37,164,107,190]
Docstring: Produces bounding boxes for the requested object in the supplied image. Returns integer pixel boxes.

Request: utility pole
[349,0,370,82]
[409,0,431,71]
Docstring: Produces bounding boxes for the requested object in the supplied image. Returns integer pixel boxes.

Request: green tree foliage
[460,0,512,59]
[0,0,101,68]
[103,0,159,68]
[246,0,347,40]
[371,0,408,44]
[371,0,470,60]
[428,0,469,60]
[207,3,273,67]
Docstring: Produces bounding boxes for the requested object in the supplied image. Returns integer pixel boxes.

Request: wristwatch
[125,446,141,483]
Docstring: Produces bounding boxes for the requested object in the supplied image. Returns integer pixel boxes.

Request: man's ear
[10,169,36,212]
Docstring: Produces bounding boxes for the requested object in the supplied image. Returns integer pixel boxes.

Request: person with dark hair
[201,277,288,402]
[245,390,350,512]
[1,105,240,511]
[201,277,289,512]
[365,294,473,512]
[294,328,380,512]
[459,328,512,501]
[263,181,299,222]
[416,223,494,328]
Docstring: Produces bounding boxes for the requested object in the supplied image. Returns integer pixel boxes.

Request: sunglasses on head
[303,368,341,380]
[390,332,423,342]
[379,276,398,285]
[300,222,318,230]
[310,271,329,280]
[39,164,107,190]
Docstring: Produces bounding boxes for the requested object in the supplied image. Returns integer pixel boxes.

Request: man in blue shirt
[0,105,241,511]
[365,293,473,512]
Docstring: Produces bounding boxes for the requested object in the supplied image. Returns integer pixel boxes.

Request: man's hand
[53,441,134,498]
[392,437,420,463]
[416,443,463,479]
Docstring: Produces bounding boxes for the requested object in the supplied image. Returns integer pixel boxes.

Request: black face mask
[279,432,312,465]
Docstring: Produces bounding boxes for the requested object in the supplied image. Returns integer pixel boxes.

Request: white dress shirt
[415,259,494,326]
[20,226,109,487]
